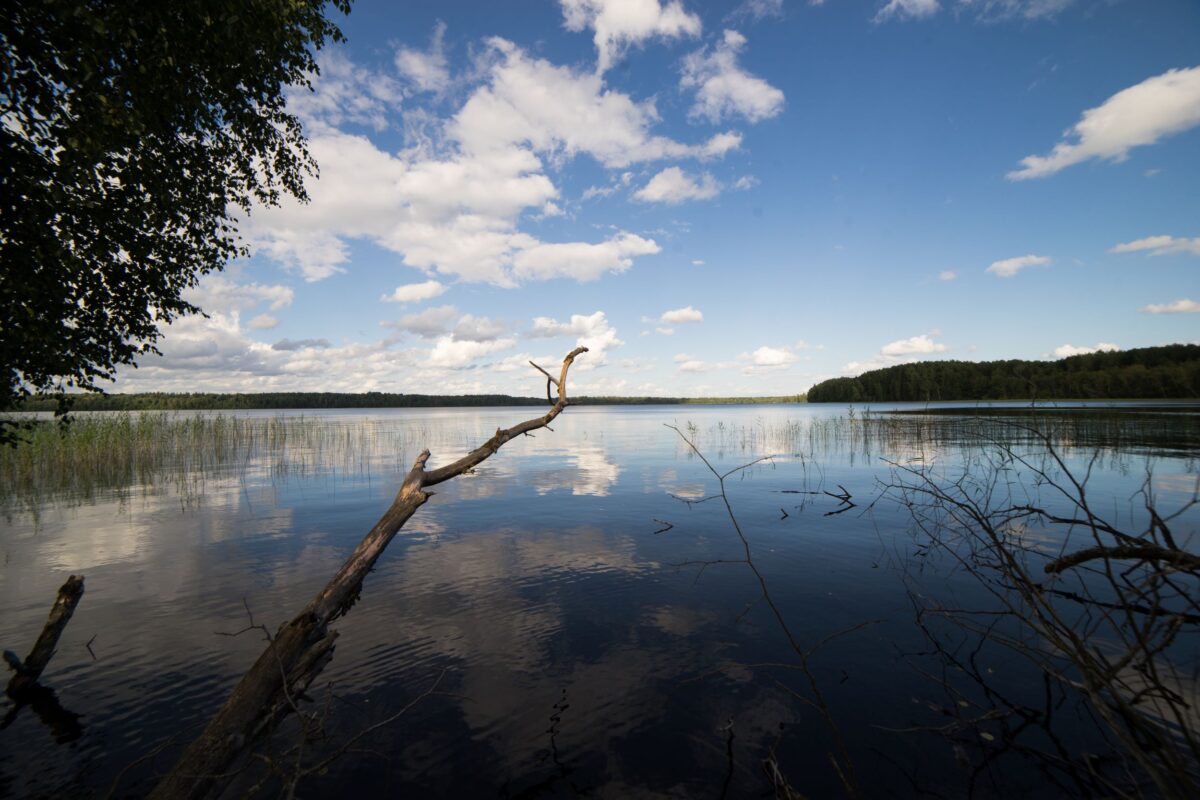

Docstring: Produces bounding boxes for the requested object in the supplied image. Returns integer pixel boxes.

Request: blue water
[1,403,1197,798]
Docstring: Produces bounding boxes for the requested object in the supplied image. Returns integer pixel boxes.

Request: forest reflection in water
[0,403,1197,798]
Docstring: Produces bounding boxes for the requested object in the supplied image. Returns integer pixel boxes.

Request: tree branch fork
[149,347,587,800]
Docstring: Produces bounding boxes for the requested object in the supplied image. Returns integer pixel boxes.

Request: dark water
[1,403,1197,798]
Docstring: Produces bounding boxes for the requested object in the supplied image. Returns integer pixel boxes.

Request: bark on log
[149,347,588,800]
[5,574,85,696]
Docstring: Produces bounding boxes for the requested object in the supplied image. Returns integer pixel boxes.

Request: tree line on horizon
[806,344,1200,403]
[14,392,805,412]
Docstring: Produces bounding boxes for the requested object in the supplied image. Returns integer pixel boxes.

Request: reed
[0,412,441,513]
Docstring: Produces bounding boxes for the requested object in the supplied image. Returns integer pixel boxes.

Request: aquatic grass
[0,412,443,514]
[682,410,1200,467]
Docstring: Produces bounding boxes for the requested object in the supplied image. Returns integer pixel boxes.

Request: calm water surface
[1,403,1198,798]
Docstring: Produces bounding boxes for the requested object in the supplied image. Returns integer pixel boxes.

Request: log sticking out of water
[4,575,85,696]
[149,347,588,800]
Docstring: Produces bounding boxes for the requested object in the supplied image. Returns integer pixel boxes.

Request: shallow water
[1,403,1197,798]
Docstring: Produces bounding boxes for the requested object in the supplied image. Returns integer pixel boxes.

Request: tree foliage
[806,344,1200,403]
[0,0,351,425]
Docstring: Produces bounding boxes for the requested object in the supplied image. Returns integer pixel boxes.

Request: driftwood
[149,347,588,800]
[4,574,85,693]
[3,574,85,742]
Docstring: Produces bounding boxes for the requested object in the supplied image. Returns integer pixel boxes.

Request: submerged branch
[150,348,588,800]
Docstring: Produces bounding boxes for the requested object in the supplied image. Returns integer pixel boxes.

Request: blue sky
[115,0,1200,397]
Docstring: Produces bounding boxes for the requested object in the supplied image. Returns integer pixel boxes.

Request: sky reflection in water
[1,403,1197,798]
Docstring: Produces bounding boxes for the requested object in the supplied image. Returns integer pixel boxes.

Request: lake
[2,403,1198,798]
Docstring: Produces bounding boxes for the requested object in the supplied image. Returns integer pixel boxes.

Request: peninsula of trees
[806,344,1200,403]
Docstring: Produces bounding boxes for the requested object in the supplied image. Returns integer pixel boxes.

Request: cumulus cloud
[1009,67,1200,180]
[528,311,623,364]
[382,280,449,304]
[1110,235,1200,257]
[1053,342,1120,358]
[880,334,949,357]
[743,345,796,368]
[251,39,746,286]
[560,0,702,74]
[427,336,518,368]
[874,0,941,23]
[1141,298,1200,314]
[388,305,460,339]
[248,314,279,330]
[660,305,704,323]
[842,332,949,375]
[185,276,295,314]
[453,39,740,168]
[634,167,721,203]
[453,314,509,341]
[272,338,331,351]
[396,21,450,93]
[986,254,1051,278]
[512,232,661,281]
[287,50,403,133]
[681,30,785,123]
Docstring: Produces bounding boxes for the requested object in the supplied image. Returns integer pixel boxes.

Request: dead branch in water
[150,347,587,800]
[2,574,86,742]
[4,574,84,694]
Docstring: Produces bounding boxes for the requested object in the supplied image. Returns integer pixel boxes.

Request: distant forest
[806,344,1200,403]
[16,392,804,412]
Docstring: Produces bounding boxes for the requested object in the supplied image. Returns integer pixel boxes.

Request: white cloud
[388,305,460,339]
[874,0,941,23]
[842,332,949,375]
[512,232,661,281]
[732,175,759,190]
[677,358,715,373]
[1053,342,1120,358]
[1110,235,1200,257]
[184,276,294,314]
[986,254,1051,278]
[660,305,704,323]
[454,39,740,169]
[674,352,731,373]
[247,314,279,331]
[453,314,509,341]
[560,0,702,74]
[1008,67,1200,180]
[880,334,949,357]
[426,335,518,368]
[960,1,1076,21]
[691,259,705,266]
[396,21,450,93]
[1141,298,1200,314]
[733,0,785,20]
[252,39,750,286]
[681,30,785,123]
[528,310,623,364]
[939,270,957,281]
[287,50,403,133]
[634,167,721,203]
[382,280,449,304]
[655,327,675,335]
[744,345,796,368]
[272,338,331,351]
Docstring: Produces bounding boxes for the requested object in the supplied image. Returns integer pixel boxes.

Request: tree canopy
[0,0,351,433]
[806,344,1200,403]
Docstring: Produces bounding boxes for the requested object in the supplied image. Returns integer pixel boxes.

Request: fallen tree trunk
[4,574,85,695]
[149,347,587,800]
